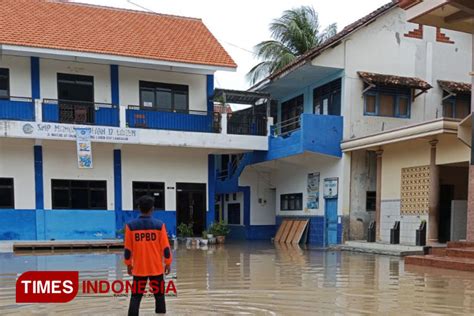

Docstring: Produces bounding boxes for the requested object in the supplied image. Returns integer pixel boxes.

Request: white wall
[119,66,207,112]
[240,167,276,225]
[0,55,32,98]
[222,192,244,226]
[0,139,35,209]
[121,145,208,211]
[42,140,115,210]
[40,59,111,103]
[334,8,473,140]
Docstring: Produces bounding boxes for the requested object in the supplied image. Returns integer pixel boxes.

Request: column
[375,149,383,240]
[428,140,440,244]
[34,144,45,240]
[467,35,474,240]
[207,155,216,228]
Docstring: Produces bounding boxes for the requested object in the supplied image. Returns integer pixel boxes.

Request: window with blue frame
[364,85,411,118]
[442,92,471,119]
[0,68,9,99]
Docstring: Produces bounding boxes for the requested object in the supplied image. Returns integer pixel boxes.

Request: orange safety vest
[124,216,172,276]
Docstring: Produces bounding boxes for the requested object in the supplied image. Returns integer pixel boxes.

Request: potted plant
[201,230,209,245]
[213,221,230,244]
[177,223,193,245]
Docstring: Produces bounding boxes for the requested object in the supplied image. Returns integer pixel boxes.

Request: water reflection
[1,242,474,315]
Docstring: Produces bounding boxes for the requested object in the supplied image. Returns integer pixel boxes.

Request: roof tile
[0,0,236,68]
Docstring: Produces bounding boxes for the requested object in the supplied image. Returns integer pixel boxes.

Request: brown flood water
[1,241,474,315]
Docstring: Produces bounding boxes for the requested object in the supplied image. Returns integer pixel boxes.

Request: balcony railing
[271,116,301,137]
[42,99,119,127]
[227,113,267,136]
[126,105,221,133]
[0,96,35,121]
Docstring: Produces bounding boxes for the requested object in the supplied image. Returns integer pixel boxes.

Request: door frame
[175,183,207,235]
[324,197,338,247]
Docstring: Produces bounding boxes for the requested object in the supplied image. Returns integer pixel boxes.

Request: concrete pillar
[428,139,439,244]
[221,112,228,135]
[375,149,383,240]
[468,34,474,241]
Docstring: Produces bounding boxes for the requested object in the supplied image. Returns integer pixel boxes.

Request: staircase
[405,241,474,271]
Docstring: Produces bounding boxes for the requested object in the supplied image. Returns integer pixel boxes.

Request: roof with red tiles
[358,71,432,90]
[438,80,472,94]
[0,0,236,69]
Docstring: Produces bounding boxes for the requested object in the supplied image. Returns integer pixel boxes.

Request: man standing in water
[124,195,172,315]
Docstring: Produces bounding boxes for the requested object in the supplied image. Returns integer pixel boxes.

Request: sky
[75,0,390,90]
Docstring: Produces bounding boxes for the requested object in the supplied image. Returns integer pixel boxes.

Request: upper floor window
[0,178,14,208]
[52,179,107,210]
[443,93,470,119]
[139,81,189,112]
[281,94,304,133]
[58,73,94,103]
[438,81,471,120]
[0,68,10,99]
[364,85,411,118]
[314,78,341,116]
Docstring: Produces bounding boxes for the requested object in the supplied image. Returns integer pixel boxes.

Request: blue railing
[126,106,220,133]
[0,97,35,121]
[42,99,119,127]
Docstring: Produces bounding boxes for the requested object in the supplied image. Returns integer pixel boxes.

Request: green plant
[116,228,124,235]
[177,223,193,238]
[202,230,208,239]
[212,221,230,236]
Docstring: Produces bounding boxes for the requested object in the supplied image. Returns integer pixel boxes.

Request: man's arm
[124,224,133,274]
[160,224,172,275]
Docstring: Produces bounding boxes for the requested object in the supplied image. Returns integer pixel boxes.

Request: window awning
[213,89,271,105]
[358,71,432,91]
[438,80,472,95]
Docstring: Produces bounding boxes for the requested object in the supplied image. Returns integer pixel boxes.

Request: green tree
[247,6,337,85]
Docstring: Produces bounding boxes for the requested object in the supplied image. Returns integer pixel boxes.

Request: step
[405,254,474,271]
[446,248,474,259]
[447,241,474,249]
[429,247,447,256]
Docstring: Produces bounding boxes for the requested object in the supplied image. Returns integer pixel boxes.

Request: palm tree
[247,6,337,85]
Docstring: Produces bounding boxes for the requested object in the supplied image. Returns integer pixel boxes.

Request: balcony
[42,99,119,127]
[0,97,35,121]
[126,106,220,133]
[268,114,343,160]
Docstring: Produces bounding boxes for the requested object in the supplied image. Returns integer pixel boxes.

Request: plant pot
[207,234,214,239]
[186,237,193,245]
[191,238,198,247]
[201,239,209,245]
[216,236,226,244]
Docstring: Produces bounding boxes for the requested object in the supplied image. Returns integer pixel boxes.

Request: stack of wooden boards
[274,219,309,244]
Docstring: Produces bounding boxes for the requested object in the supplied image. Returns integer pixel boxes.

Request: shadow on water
[1,241,474,315]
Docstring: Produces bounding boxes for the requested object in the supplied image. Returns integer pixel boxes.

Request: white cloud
[74,0,390,90]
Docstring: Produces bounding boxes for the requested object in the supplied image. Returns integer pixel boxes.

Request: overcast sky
[74,0,390,90]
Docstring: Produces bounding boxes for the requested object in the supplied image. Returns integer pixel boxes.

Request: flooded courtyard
[1,242,474,315]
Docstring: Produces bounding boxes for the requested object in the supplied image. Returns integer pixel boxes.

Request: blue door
[325,198,338,246]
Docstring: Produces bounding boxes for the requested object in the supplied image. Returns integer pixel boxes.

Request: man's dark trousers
[128,274,165,316]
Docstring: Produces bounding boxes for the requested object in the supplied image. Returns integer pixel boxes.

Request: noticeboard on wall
[323,178,338,199]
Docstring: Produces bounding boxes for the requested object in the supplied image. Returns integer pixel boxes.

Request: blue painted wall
[0,210,36,240]
[95,107,120,127]
[207,155,215,228]
[0,100,35,121]
[116,210,177,237]
[126,109,213,132]
[206,74,214,113]
[42,103,59,122]
[275,215,343,247]
[43,210,116,240]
